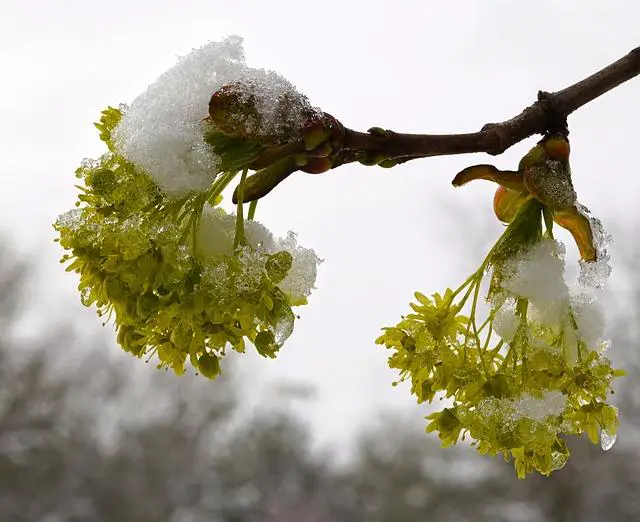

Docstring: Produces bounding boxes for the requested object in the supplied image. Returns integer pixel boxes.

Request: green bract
[377,198,623,478]
[55,107,302,377]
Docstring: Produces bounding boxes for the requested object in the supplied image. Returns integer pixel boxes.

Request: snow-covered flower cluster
[54,36,323,378]
[377,195,621,478]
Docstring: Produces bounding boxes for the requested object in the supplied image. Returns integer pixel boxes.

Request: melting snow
[502,239,569,307]
[113,35,314,197]
[197,204,321,303]
[600,429,617,451]
[576,204,612,289]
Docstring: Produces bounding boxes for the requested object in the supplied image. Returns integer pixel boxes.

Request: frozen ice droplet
[550,450,569,471]
[274,305,295,345]
[575,204,612,289]
[600,429,617,451]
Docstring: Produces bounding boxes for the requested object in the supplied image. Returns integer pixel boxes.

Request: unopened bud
[493,187,529,224]
[301,157,333,174]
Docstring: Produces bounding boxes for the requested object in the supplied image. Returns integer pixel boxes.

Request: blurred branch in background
[1,230,639,521]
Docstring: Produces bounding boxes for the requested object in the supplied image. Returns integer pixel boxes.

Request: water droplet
[551,450,569,471]
[80,158,99,169]
[599,340,611,354]
[600,429,617,451]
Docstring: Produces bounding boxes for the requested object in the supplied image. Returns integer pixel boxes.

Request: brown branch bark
[236,46,639,202]
[341,46,640,162]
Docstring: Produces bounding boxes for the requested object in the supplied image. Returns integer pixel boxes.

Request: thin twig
[236,46,640,201]
[341,46,640,161]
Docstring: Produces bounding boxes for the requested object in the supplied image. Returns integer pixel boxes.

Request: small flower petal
[452,164,525,191]
[493,187,530,223]
[553,206,596,261]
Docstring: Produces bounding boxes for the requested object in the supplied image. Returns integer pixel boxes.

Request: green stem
[516,298,529,388]
[477,344,492,379]
[458,278,480,311]
[482,323,494,351]
[208,170,240,206]
[234,168,249,249]
[567,308,585,363]
[470,285,493,379]
[460,279,480,362]
[449,271,479,301]
[468,277,483,334]
[490,339,505,361]
[477,307,499,335]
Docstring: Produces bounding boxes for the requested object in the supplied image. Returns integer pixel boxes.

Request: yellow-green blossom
[55,107,315,377]
[378,191,623,478]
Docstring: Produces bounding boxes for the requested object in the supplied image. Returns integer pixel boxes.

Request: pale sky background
[1,1,639,455]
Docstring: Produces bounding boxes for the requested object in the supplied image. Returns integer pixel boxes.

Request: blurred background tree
[1,232,639,522]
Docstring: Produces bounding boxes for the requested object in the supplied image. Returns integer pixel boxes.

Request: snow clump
[197,205,321,303]
[113,35,315,196]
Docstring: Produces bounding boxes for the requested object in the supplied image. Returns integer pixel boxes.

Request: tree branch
[235,46,639,202]
[341,46,640,162]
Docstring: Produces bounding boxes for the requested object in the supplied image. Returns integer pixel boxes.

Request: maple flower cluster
[54,37,321,377]
[377,137,622,477]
